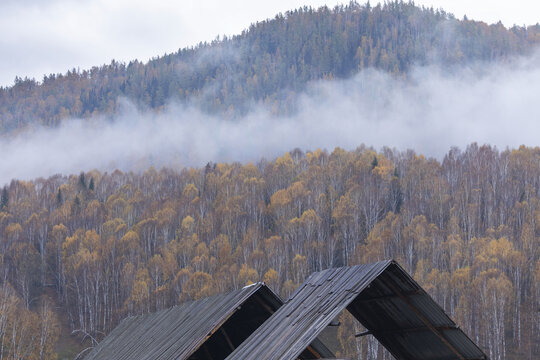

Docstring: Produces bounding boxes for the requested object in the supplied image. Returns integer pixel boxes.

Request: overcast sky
[1,0,539,87]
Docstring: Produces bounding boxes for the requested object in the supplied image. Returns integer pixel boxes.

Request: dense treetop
[0,144,539,359]
[1,1,539,131]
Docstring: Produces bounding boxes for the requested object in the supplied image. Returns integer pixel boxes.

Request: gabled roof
[226,260,488,360]
[84,282,333,360]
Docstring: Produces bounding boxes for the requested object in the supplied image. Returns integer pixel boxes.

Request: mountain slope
[1,1,539,132]
[1,144,539,359]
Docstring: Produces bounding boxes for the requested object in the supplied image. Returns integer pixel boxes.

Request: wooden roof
[226,260,488,360]
[84,282,332,360]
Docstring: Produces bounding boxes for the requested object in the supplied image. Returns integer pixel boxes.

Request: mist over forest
[1,49,540,186]
[0,2,539,360]
[2,1,539,131]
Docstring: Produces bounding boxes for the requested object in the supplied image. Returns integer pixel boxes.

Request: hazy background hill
[1,1,539,132]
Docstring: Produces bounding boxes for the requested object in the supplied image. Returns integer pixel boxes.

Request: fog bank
[2,50,540,185]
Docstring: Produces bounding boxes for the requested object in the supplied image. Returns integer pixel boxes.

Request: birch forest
[0,144,538,359]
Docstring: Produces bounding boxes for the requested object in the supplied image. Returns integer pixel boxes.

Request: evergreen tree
[56,188,63,205]
[79,172,86,190]
[0,186,8,210]
[371,156,378,169]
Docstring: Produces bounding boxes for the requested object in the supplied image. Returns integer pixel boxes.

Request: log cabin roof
[84,282,332,360]
[226,260,488,360]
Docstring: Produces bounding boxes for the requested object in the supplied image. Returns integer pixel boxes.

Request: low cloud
[1,50,540,185]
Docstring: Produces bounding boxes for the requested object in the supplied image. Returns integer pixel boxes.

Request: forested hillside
[1,1,539,132]
[1,1,540,359]
[0,144,538,359]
